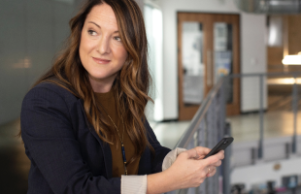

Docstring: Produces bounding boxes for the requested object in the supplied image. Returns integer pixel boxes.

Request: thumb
[187,147,211,159]
[183,148,199,159]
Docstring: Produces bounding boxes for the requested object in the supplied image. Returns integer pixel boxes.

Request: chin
[89,72,116,81]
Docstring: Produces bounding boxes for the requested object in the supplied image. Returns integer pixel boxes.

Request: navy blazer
[21,82,170,194]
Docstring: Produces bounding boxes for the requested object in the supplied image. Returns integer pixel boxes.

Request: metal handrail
[176,71,301,150]
[175,78,224,148]
[170,72,301,194]
[169,77,228,194]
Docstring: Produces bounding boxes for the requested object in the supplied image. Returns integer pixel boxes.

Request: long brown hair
[35,0,153,164]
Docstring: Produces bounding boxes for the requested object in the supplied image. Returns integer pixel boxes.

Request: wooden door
[178,12,240,120]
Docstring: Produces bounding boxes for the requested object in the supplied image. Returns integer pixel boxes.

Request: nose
[97,35,110,54]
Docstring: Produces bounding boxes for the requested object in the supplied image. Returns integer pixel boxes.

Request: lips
[92,57,111,64]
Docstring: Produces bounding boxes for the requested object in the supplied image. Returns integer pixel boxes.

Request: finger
[217,150,225,159]
[207,150,224,161]
[207,166,216,177]
[184,148,199,159]
[212,160,222,167]
[186,147,211,159]
[201,150,224,168]
[194,146,211,156]
[202,155,219,166]
[203,166,210,174]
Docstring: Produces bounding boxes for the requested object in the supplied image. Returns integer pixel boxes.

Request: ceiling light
[282,52,301,65]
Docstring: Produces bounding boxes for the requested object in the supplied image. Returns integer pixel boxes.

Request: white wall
[158,0,267,120]
[240,14,267,112]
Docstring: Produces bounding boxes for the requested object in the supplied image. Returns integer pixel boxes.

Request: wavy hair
[35,0,153,164]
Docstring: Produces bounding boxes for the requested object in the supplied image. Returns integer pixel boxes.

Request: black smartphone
[203,137,234,159]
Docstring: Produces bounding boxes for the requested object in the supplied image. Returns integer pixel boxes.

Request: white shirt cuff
[121,175,147,194]
[162,147,187,171]
[120,148,186,193]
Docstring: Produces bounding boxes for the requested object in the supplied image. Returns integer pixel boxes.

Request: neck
[89,75,116,93]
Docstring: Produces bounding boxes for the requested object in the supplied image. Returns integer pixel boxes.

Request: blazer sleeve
[144,120,171,173]
[21,85,120,194]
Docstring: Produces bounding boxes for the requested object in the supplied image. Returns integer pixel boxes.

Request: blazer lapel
[76,99,113,178]
[89,128,113,178]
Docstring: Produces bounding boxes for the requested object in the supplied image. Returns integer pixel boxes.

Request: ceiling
[234,0,301,14]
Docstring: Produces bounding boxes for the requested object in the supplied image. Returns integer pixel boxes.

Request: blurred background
[1,0,301,193]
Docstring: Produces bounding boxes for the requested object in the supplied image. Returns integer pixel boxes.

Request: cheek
[79,36,87,61]
[79,35,95,58]
[115,46,128,63]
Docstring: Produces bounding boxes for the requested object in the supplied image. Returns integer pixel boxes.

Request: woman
[21,0,224,193]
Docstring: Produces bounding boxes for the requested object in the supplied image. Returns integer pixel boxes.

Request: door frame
[177,12,241,120]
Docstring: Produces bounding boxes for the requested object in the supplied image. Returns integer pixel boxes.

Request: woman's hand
[166,146,224,189]
[147,146,224,194]
[192,147,223,178]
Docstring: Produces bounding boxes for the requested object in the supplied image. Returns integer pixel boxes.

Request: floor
[152,111,301,148]
[0,110,300,193]
[228,110,301,143]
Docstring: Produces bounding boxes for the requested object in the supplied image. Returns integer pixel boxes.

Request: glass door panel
[182,22,204,105]
[214,22,233,103]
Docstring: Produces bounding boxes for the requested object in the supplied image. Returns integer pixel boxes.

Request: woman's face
[79,3,128,93]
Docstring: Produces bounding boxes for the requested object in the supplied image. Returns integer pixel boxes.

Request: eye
[88,30,97,36]
[114,36,122,42]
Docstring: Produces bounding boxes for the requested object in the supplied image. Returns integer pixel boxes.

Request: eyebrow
[88,21,119,33]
